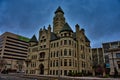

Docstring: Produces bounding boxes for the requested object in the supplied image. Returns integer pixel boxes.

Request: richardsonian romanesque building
[26,7,92,76]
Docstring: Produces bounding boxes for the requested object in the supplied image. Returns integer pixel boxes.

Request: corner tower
[53,6,65,34]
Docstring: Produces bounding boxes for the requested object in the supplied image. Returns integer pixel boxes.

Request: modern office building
[26,7,92,76]
[0,32,29,72]
[102,41,120,75]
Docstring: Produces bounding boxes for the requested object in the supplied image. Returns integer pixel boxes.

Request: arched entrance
[39,64,44,74]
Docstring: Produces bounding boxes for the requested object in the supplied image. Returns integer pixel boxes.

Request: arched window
[39,64,44,74]
[40,52,45,58]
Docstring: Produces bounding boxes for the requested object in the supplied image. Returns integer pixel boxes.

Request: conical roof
[29,35,38,42]
[55,6,64,14]
[60,23,73,33]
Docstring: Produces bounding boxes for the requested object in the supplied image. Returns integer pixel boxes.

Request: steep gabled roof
[55,6,64,14]
[29,35,38,42]
[50,32,58,41]
[85,36,90,42]
[60,23,73,33]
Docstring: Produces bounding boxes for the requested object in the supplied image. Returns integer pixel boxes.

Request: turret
[53,6,65,34]
[29,35,38,46]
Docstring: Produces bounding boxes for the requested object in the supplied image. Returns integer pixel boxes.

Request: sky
[0,0,120,48]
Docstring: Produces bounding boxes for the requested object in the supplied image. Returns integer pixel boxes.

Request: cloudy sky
[0,0,120,48]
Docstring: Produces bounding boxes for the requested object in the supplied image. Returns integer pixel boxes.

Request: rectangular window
[116,53,120,58]
[69,40,71,45]
[69,49,71,56]
[61,59,62,66]
[56,51,59,57]
[64,40,67,45]
[53,60,55,67]
[57,42,59,47]
[69,59,71,66]
[53,70,55,75]
[61,50,62,56]
[64,70,67,75]
[64,59,67,66]
[61,70,62,75]
[56,70,58,75]
[50,70,52,75]
[61,41,62,45]
[56,60,58,66]
[50,61,52,67]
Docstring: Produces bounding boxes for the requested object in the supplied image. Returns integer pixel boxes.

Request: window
[51,52,52,58]
[56,70,58,75]
[61,41,62,45]
[54,43,55,47]
[56,51,59,57]
[44,39,46,42]
[64,59,67,66]
[64,70,67,75]
[64,49,67,56]
[50,61,52,67]
[54,51,55,57]
[61,70,62,75]
[61,34,63,37]
[57,42,59,47]
[53,70,55,75]
[61,50,62,56]
[61,59,62,66]
[56,60,58,66]
[116,53,120,58]
[53,60,55,67]
[118,64,120,68]
[69,59,71,66]
[69,49,71,56]
[44,45,46,48]
[50,70,52,75]
[64,40,67,45]
[64,33,67,36]
[69,40,71,45]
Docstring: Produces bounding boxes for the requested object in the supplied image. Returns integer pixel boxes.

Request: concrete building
[102,41,120,75]
[26,7,92,76]
[92,48,104,67]
[0,32,29,72]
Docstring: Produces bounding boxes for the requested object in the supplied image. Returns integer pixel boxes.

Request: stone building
[0,32,29,72]
[26,7,92,76]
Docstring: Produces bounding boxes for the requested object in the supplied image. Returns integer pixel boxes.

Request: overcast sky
[0,0,120,48]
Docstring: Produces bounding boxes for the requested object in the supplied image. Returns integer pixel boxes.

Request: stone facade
[26,7,92,76]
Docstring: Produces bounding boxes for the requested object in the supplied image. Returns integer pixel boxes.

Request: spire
[29,35,38,42]
[55,6,64,14]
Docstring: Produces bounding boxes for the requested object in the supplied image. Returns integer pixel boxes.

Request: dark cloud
[0,0,120,48]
